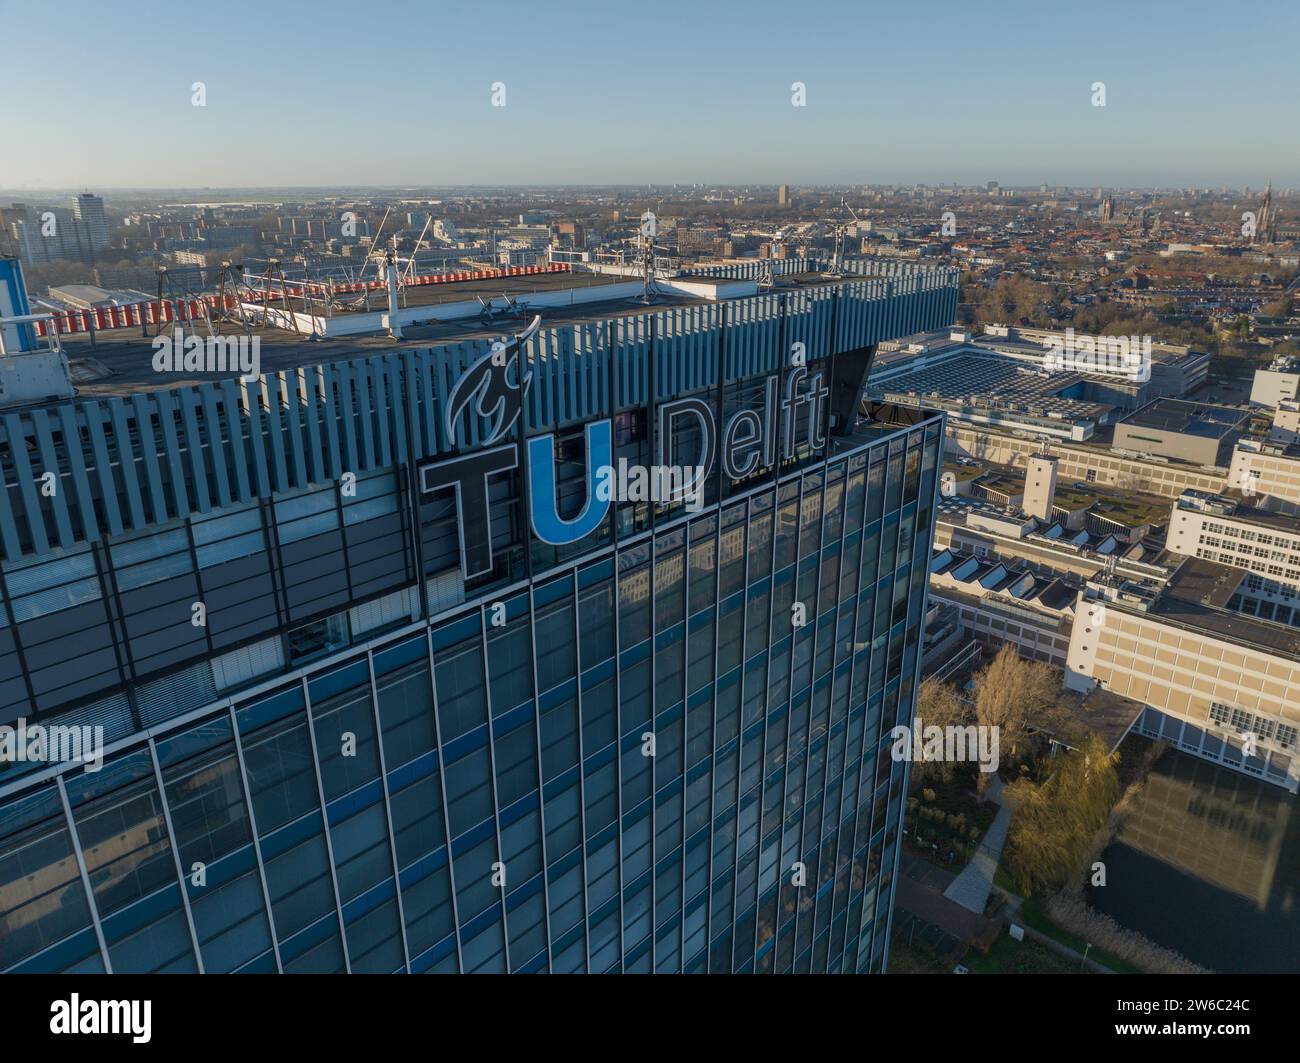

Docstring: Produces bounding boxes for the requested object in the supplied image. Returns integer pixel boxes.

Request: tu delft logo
[421,313,622,578]
[420,314,831,580]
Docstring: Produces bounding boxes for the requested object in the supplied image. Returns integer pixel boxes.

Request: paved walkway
[943,775,1011,914]
[896,872,1001,951]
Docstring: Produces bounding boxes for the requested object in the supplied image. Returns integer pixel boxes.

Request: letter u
[527,421,613,545]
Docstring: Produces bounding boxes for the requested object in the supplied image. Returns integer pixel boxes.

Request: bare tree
[971,645,1067,787]
[912,676,969,783]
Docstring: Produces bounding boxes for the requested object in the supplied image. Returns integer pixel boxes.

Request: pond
[1087,747,1300,973]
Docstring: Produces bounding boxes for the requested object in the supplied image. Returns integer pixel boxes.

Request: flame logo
[445,315,540,447]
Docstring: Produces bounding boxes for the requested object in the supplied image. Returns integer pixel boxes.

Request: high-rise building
[72,192,109,252]
[0,257,957,974]
[3,204,90,265]
[778,185,790,207]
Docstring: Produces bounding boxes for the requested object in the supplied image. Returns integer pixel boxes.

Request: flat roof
[62,290,658,397]
[1117,398,1249,440]
[1053,686,1146,754]
[1145,557,1300,660]
[1217,502,1300,536]
[55,269,923,400]
[973,332,1204,369]
[871,352,1111,424]
[301,268,628,314]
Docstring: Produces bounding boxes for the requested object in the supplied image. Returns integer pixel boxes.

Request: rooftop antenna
[757,226,787,290]
[823,196,863,279]
[637,208,669,303]
[381,237,404,340]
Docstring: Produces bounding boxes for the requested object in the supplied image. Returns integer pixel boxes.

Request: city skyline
[2,0,1298,189]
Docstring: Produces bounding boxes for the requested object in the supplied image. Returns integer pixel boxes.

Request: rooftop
[0,261,961,565]
[1146,557,1300,660]
[1117,398,1250,440]
[1177,493,1300,536]
[870,351,1112,425]
[48,266,950,400]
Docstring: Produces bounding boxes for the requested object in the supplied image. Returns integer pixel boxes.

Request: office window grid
[0,423,939,974]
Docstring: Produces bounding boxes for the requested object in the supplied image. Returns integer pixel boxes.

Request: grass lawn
[1016,898,1142,974]
[962,929,1085,975]
[993,863,1019,893]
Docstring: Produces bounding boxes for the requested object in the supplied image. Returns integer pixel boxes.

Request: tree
[1262,295,1294,318]
[970,645,1067,787]
[912,676,969,783]
[1003,733,1121,896]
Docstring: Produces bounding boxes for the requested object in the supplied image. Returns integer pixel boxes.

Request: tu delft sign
[419,316,831,580]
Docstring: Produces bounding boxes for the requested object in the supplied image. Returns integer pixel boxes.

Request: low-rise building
[1065,562,1300,791]
[1112,398,1251,467]
[1229,438,1300,513]
[1250,355,1300,409]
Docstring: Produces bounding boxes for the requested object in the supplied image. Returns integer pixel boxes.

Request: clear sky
[1,0,1297,190]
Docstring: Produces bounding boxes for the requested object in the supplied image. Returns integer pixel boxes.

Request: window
[191,502,264,567]
[274,484,339,544]
[110,527,191,589]
[288,613,349,663]
[4,546,100,621]
[342,469,399,525]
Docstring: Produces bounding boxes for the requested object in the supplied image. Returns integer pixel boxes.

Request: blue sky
[1,0,1297,189]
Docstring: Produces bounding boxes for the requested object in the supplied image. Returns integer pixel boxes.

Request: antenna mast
[638,208,668,303]
[824,196,863,278]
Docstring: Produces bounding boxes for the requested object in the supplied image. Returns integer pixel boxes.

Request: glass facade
[0,417,941,974]
[0,261,959,974]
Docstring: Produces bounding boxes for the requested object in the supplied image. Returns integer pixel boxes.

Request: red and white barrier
[32,263,573,337]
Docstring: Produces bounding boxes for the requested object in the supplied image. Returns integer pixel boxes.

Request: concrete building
[1271,399,1300,443]
[4,205,92,265]
[933,499,1168,587]
[946,425,1229,500]
[929,546,1080,667]
[1229,438,1300,513]
[72,193,109,252]
[870,327,1211,444]
[1023,454,1058,521]
[1167,491,1300,609]
[1065,564,1300,791]
[1250,356,1300,409]
[1112,399,1250,467]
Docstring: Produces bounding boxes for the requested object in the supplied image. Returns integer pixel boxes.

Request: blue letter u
[527,420,613,545]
